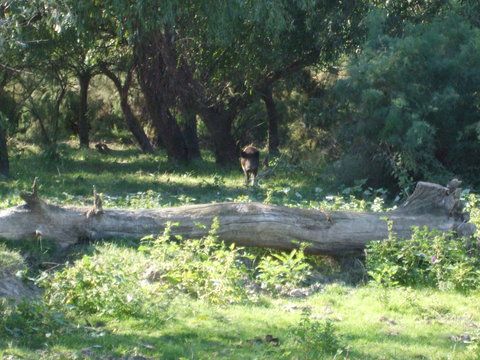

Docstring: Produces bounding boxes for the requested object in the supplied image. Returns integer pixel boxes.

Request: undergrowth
[366,222,480,291]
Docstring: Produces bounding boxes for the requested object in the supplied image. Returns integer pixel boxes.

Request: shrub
[143,218,250,304]
[42,244,156,316]
[284,308,342,359]
[366,224,480,291]
[256,243,312,292]
[334,13,480,189]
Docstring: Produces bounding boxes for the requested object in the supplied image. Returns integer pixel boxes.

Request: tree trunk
[0,181,474,255]
[181,110,201,160]
[101,66,154,153]
[201,107,238,165]
[78,72,91,148]
[119,96,155,154]
[0,122,8,178]
[261,85,280,155]
[135,35,188,162]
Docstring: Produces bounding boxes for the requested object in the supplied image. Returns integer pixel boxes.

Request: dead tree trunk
[0,181,474,255]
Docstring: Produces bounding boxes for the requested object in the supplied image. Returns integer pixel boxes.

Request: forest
[1,1,480,359]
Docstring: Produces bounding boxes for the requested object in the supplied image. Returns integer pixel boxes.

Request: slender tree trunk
[181,110,201,160]
[119,96,154,154]
[78,72,91,148]
[101,66,154,153]
[0,122,9,178]
[135,35,188,162]
[261,85,280,155]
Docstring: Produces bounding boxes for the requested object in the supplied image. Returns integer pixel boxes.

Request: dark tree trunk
[119,96,154,154]
[135,35,188,162]
[101,66,154,153]
[78,72,91,148]
[201,107,237,165]
[0,122,9,178]
[181,110,201,160]
[261,85,280,155]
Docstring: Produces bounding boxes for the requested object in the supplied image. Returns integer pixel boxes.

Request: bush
[256,243,312,292]
[43,218,251,315]
[366,223,480,291]
[42,244,156,316]
[142,218,250,304]
[334,13,480,189]
[284,308,342,359]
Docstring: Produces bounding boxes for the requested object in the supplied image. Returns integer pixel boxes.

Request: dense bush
[366,223,480,291]
[42,244,157,316]
[334,13,480,189]
[142,218,250,304]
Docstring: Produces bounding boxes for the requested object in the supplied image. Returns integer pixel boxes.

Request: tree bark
[78,72,91,148]
[180,110,201,160]
[101,66,154,153]
[135,34,188,162]
[260,85,280,155]
[200,107,238,165]
[0,181,474,255]
[0,122,9,178]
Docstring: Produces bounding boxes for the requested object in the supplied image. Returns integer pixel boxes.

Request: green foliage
[335,12,480,188]
[42,219,250,316]
[366,224,480,291]
[257,243,312,292]
[42,244,157,316]
[0,299,67,348]
[143,218,249,304]
[285,308,342,359]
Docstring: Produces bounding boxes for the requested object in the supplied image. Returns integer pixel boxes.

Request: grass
[1,142,480,359]
[1,286,479,359]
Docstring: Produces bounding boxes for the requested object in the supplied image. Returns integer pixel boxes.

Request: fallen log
[0,179,475,255]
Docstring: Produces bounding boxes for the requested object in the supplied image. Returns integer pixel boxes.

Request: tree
[335,13,480,188]
[65,0,368,164]
[100,61,154,153]
[1,0,97,149]
[0,113,8,177]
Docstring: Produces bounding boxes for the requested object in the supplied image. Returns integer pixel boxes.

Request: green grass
[0,142,382,211]
[1,286,479,359]
[1,142,480,359]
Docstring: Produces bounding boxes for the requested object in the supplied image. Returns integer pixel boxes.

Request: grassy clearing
[1,143,480,359]
[0,142,389,211]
